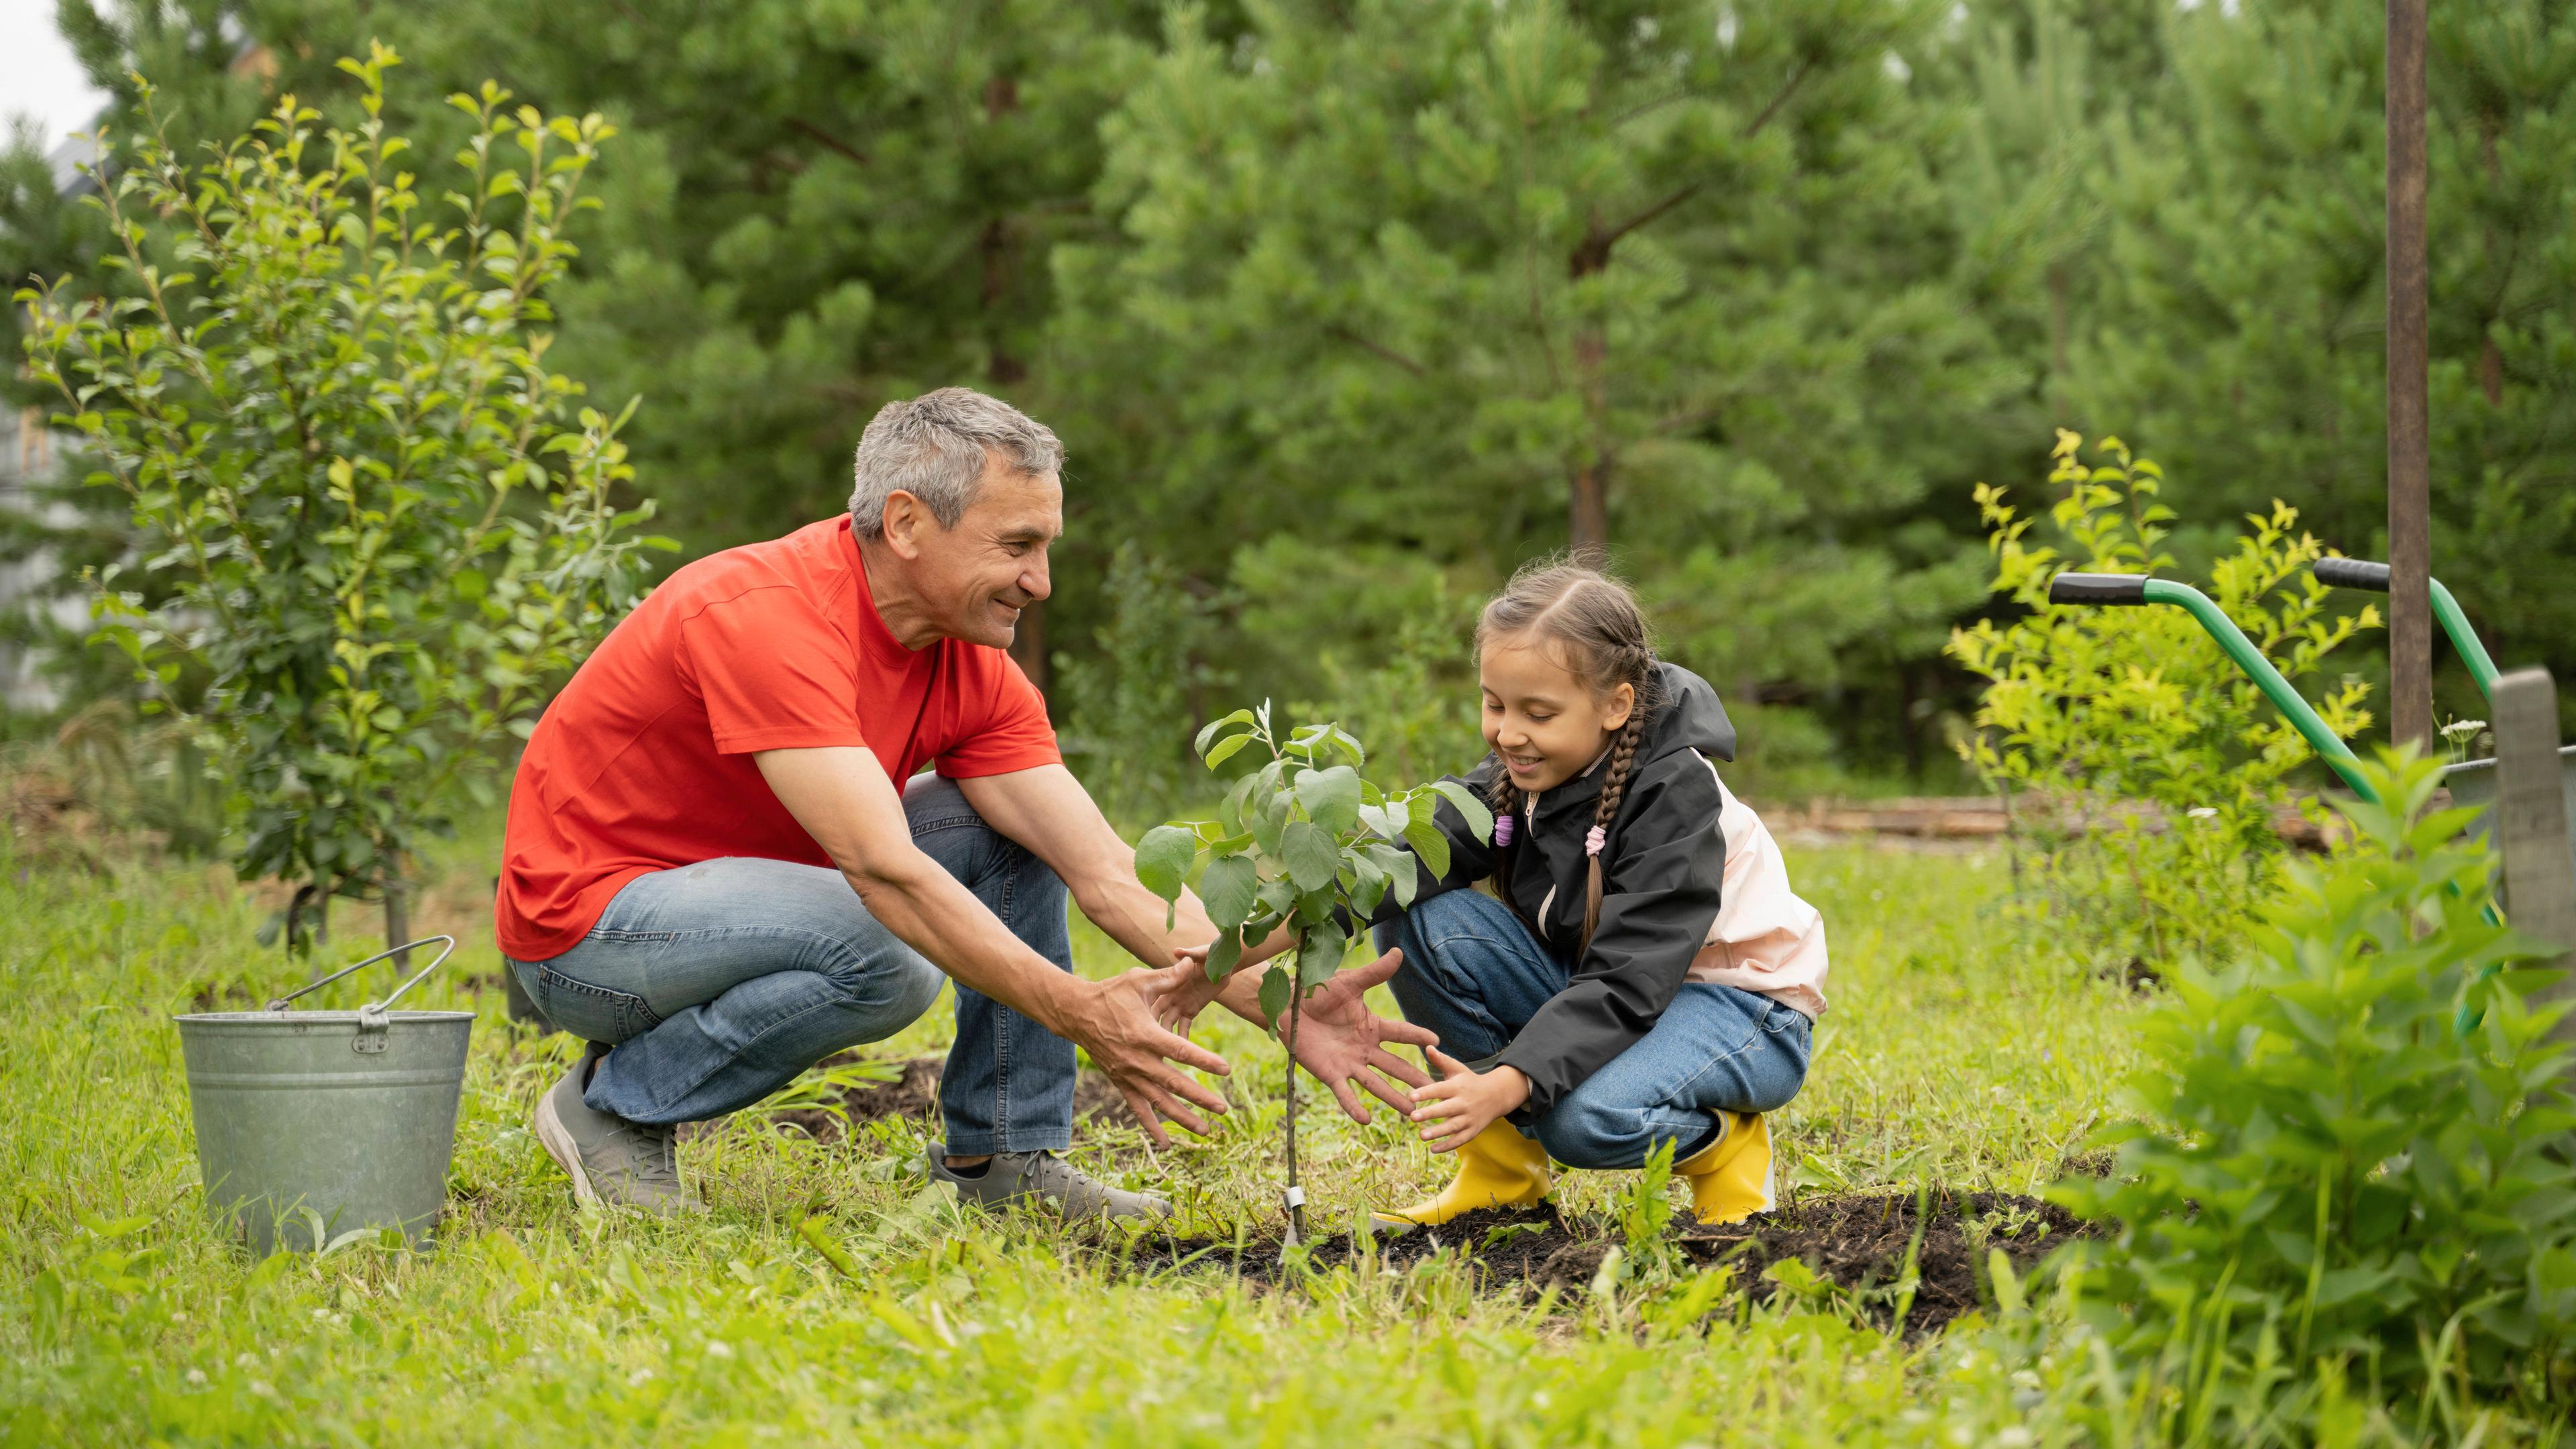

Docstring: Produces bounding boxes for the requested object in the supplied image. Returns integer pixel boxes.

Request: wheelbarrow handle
[2045,572,2151,606]
[2047,572,2376,802]
[2312,556,2392,592]
[2310,557,2501,698]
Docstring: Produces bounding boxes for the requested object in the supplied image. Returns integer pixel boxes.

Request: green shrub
[1947,430,2377,967]
[15,47,666,949]
[2053,749,2576,1429]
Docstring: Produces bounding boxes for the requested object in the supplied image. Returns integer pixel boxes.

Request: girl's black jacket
[1371,662,1738,1116]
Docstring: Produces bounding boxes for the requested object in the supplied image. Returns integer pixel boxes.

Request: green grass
[0,830,2153,1446]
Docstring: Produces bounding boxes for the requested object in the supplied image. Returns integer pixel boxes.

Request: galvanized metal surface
[174,1008,472,1255]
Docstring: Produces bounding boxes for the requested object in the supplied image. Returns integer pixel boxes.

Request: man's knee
[821,944,945,1028]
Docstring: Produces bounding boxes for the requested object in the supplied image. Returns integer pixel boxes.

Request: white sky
[1,0,112,153]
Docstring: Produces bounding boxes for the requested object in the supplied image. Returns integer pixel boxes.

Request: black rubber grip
[2312,557,2392,592]
[2047,572,2151,606]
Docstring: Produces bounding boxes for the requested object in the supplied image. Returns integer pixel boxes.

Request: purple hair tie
[1585,825,1607,857]
[1493,814,1515,847]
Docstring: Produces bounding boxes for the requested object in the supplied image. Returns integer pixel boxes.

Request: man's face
[904,454,1062,649]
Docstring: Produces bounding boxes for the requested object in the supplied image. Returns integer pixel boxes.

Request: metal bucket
[2446,745,2576,891]
[174,938,472,1255]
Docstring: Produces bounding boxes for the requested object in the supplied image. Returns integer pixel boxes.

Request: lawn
[0,823,2151,1446]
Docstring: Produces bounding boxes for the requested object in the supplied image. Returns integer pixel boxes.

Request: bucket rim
[174,1010,478,1026]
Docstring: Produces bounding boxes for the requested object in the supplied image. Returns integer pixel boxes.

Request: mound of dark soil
[1124,1205,1605,1291]
[1114,1189,2096,1337]
[1684,1188,2097,1334]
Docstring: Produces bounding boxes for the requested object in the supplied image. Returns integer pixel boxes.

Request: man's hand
[1276,949,1438,1123]
[1409,1049,1530,1152]
[1054,969,1234,1147]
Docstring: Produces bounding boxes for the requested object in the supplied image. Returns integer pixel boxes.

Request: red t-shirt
[494,515,1059,961]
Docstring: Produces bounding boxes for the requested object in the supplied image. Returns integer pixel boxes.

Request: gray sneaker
[533,1044,702,1216]
[926,1142,1170,1221]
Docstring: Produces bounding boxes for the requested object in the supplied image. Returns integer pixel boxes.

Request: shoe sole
[533,1091,600,1208]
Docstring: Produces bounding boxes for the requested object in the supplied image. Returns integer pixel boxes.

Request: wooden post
[2493,668,2576,1042]
[2387,0,2433,751]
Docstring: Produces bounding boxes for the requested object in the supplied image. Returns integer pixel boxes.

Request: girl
[1314,560,1829,1227]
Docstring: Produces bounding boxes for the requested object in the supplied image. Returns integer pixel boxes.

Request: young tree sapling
[1132,702,1493,1239]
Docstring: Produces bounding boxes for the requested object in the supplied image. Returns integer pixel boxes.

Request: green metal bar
[2138,578,2379,802]
[2311,559,2500,702]
[2430,578,2501,699]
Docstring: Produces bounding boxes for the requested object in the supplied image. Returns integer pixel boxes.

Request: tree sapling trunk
[384,863,411,970]
[1132,703,1495,1246]
[1283,981,1305,1243]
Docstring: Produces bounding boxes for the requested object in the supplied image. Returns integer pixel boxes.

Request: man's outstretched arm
[753,747,1229,1143]
[957,763,1435,1122]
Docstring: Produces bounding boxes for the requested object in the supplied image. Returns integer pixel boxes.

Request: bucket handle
[265,936,458,1016]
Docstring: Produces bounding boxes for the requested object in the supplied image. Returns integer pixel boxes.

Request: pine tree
[1049,0,2020,732]
[2061,0,2576,696]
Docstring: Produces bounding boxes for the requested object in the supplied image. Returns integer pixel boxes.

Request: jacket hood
[1645,662,1735,765]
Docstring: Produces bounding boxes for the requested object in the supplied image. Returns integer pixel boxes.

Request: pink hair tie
[1585,825,1607,857]
[1493,814,1514,847]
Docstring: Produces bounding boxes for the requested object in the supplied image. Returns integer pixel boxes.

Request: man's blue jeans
[1373,890,1813,1169]
[505,775,1076,1154]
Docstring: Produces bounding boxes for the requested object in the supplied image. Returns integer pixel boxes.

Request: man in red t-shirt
[501,389,1434,1217]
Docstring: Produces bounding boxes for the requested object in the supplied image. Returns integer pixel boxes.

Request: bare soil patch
[1115,1187,2096,1336]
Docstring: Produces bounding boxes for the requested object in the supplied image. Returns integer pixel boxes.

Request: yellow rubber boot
[1374,1119,1552,1230]
[1676,1111,1776,1226]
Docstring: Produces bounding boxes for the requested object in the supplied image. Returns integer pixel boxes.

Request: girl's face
[1479,635,1635,794]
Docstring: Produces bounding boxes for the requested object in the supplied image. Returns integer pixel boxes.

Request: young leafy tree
[1132,704,1493,1238]
[15,46,668,951]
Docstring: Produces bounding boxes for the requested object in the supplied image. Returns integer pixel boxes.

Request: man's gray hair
[849,387,1064,537]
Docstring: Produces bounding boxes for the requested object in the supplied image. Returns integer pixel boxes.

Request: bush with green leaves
[15,46,667,951]
[1133,703,1492,1235]
[2052,749,2576,1430]
[1947,430,2378,967]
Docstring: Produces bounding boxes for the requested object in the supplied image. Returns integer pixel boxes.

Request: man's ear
[879,490,926,560]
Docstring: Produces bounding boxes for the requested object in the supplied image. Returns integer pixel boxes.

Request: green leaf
[1403,815,1452,880]
[1134,825,1197,903]
[1203,928,1244,983]
[1358,798,1410,841]
[1194,708,1256,758]
[1295,765,1362,835]
[1248,792,1286,858]
[1297,920,1347,989]
[1258,964,1292,1030]
[1282,820,1340,893]
[1204,732,1257,769]
[1364,843,1421,910]
[1199,853,1258,931]
[1428,780,1497,843]
[1351,854,1389,920]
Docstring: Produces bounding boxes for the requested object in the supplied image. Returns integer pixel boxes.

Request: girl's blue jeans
[505,774,1075,1155]
[1373,889,1813,1169]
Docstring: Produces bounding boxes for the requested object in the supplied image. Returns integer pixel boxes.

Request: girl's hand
[1409,1049,1532,1152]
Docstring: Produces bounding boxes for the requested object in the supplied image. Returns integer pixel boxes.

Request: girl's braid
[1578,705,1650,959]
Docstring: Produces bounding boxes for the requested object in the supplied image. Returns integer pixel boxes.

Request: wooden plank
[2387,0,2434,751]
[2494,668,2576,1041]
